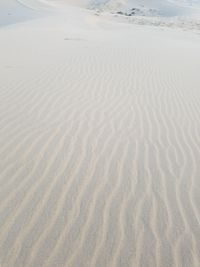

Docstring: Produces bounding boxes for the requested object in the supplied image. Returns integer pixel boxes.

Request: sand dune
[0,0,200,267]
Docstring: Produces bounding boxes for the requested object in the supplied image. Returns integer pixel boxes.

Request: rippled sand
[0,1,200,267]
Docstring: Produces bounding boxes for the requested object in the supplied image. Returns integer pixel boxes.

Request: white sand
[0,1,200,267]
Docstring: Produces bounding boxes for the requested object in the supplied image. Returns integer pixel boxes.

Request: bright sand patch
[0,1,200,267]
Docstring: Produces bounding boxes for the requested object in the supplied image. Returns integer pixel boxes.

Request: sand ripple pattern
[0,17,200,267]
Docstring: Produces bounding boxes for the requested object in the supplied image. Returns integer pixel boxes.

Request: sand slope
[0,1,200,267]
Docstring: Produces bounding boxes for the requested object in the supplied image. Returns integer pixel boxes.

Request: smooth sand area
[0,1,200,267]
